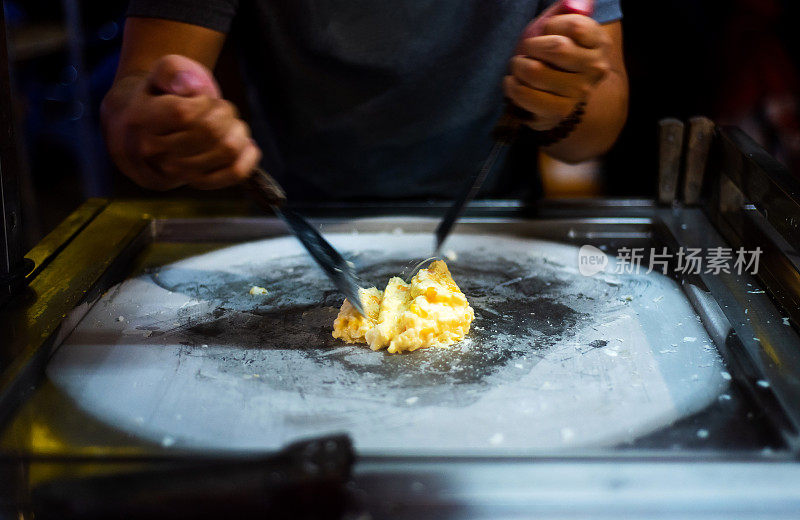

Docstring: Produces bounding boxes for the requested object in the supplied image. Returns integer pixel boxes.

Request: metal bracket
[658,116,716,207]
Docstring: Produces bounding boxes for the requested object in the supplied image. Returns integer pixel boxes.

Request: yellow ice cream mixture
[332,260,474,353]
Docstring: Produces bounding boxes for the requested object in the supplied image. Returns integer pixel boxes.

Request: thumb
[147,54,221,99]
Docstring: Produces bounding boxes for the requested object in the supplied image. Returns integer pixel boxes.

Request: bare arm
[504,18,629,164]
[102,18,260,190]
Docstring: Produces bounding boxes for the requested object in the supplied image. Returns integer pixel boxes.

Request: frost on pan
[48,233,727,450]
[152,248,629,398]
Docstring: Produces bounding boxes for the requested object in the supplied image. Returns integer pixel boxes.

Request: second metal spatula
[434,0,595,254]
[434,107,525,254]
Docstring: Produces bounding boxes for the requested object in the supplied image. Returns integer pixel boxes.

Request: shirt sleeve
[126,0,240,33]
[537,0,622,24]
[593,0,622,24]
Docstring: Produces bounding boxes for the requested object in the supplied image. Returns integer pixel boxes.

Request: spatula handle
[247,167,287,210]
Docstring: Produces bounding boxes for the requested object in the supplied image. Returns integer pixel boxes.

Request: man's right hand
[102,54,261,190]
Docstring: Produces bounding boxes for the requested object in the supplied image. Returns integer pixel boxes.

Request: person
[102,1,628,200]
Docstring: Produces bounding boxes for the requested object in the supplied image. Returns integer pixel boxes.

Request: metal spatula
[434,0,595,254]
[247,168,366,316]
[433,107,525,255]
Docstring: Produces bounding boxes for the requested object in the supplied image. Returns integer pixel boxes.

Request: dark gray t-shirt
[127,0,621,200]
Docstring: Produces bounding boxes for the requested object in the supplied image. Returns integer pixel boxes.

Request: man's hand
[102,54,261,190]
[504,14,613,131]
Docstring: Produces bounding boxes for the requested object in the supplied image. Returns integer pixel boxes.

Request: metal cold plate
[46,230,728,452]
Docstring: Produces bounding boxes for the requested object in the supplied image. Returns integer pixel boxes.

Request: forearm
[542,66,628,163]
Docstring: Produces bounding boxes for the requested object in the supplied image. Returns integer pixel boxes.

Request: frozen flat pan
[47,233,727,452]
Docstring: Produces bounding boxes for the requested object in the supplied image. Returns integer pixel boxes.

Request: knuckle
[221,134,243,157]
[243,150,262,178]
[593,61,610,80]
[160,159,188,178]
[522,58,542,76]
[219,99,239,119]
[511,57,535,81]
[169,102,194,126]
[236,152,259,180]
[503,76,520,98]
[572,26,589,43]
[159,161,179,177]
[202,117,228,142]
[207,100,234,123]
[204,108,240,142]
[506,81,521,100]
[548,35,569,52]
[231,162,251,180]
[518,39,536,56]
[137,137,160,159]
[577,83,592,99]
[152,55,179,78]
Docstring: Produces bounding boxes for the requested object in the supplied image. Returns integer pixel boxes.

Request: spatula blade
[277,208,366,316]
[434,140,509,254]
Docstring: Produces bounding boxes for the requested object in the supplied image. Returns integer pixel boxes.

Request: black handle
[32,435,354,519]
[492,103,532,144]
[247,167,288,210]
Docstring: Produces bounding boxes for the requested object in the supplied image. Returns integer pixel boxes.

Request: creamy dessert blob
[332,260,474,353]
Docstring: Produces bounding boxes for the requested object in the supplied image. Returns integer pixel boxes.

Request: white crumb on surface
[405,396,419,405]
[489,433,504,445]
[683,336,697,342]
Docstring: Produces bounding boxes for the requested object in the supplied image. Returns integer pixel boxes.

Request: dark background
[5,0,800,247]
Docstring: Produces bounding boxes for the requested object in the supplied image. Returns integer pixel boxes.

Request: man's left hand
[504,14,612,131]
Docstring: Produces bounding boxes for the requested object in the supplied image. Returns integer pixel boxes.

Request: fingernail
[170,71,202,96]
